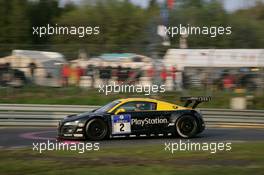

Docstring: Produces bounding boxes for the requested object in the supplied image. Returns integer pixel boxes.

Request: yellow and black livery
[58,97,211,140]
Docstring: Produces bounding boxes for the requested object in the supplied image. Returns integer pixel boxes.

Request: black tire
[176,115,198,138]
[85,118,108,140]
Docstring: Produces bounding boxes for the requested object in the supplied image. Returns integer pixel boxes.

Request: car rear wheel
[176,115,198,138]
[85,118,108,140]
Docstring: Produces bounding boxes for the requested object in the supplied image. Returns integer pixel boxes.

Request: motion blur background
[0,2,264,175]
[0,0,263,109]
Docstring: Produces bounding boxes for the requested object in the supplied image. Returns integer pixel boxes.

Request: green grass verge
[0,86,263,109]
[0,142,263,175]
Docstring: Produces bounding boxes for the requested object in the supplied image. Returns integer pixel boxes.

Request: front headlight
[64,121,84,127]
[78,123,85,127]
[64,121,79,126]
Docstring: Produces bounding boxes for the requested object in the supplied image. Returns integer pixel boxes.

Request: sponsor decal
[132,117,168,126]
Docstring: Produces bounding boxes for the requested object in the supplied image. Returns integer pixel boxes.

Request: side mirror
[115,108,126,115]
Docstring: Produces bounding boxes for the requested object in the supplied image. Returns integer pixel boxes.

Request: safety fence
[0,104,263,128]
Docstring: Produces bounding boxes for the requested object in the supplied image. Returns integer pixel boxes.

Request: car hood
[62,111,105,123]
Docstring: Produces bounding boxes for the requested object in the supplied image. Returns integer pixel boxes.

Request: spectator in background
[135,68,142,85]
[86,64,95,88]
[76,66,84,85]
[201,72,209,90]
[116,65,123,84]
[2,63,12,86]
[171,65,177,90]
[147,66,154,77]
[61,64,70,87]
[128,68,142,85]
[0,64,5,86]
[28,62,36,83]
[106,66,112,84]
[223,74,235,91]
[122,67,130,84]
[128,68,136,84]
[119,66,130,84]
[160,67,167,85]
[99,65,112,85]
[147,66,155,85]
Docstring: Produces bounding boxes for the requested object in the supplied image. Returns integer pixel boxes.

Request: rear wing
[180,96,212,109]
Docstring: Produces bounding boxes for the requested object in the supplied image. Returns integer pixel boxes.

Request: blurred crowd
[0,62,262,93]
[59,64,262,92]
[61,64,144,87]
[184,68,262,92]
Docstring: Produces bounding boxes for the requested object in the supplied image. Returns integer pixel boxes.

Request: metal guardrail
[0,104,263,128]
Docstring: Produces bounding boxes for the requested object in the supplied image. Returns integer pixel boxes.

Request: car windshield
[94,100,121,113]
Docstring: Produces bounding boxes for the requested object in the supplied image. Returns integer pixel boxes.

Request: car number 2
[111,114,131,135]
[120,123,125,132]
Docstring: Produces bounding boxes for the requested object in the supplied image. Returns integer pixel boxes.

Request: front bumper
[57,122,86,140]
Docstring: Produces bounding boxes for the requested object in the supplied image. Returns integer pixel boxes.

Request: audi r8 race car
[58,97,211,140]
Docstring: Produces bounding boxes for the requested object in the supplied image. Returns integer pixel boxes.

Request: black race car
[58,97,211,140]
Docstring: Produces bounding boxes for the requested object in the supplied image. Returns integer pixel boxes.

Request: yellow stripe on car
[108,98,188,113]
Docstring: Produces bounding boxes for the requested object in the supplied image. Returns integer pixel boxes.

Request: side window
[115,101,157,112]
[118,102,136,112]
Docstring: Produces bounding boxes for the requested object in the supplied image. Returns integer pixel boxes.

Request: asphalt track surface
[0,127,263,148]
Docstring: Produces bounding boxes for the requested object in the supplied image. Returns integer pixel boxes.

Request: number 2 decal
[111,114,131,135]
[120,123,124,132]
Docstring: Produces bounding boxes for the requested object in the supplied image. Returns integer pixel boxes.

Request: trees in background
[28,0,61,45]
[0,0,31,56]
[52,0,151,57]
[0,0,264,58]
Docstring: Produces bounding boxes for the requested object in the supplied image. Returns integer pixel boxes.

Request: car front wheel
[85,118,108,140]
[176,115,198,138]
